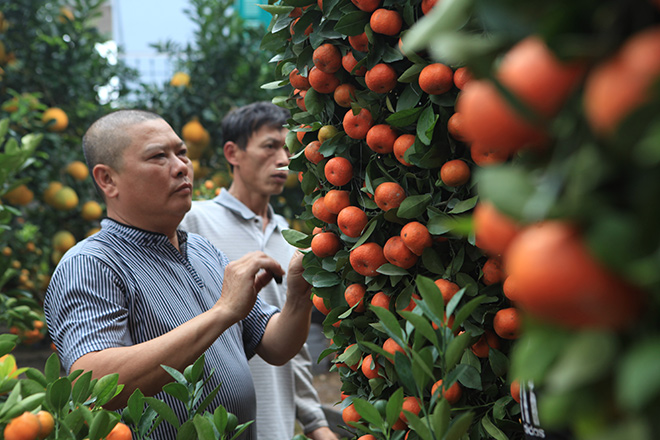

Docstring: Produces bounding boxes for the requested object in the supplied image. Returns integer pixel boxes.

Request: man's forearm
[256,294,313,365]
[71,306,237,409]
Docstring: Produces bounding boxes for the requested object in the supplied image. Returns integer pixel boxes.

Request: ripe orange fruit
[296,89,307,111]
[502,276,518,302]
[311,231,342,258]
[313,43,342,73]
[343,108,374,139]
[350,0,381,12]
[470,141,510,167]
[308,66,340,94]
[505,221,644,329]
[584,26,660,137]
[289,68,311,90]
[42,107,69,132]
[447,112,468,143]
[106,422,132,440]
[304,140,325,164]
[431,380,462,405]
[324,156,353,186]
[400,221,432,256]
[52,186,79,211]
[345,283,366,312]
[361,353,381,379]
[453,66,473,89]
[366,124,398,154]
[383,337,405,358]
[350,242,387,277]
[440,159,470,187]
[342,52,367,76]
[3,184,34,206]
[493,307,522,340]
[66,160,89,181]
[421,0,438,14]
[418,63,453,95]
[393,133,415,166]
[374,182,406,211]
[312,294,331,315]
[400,396,421,423]
[334,83,357,107]
[384,235,418,269]
[342,403,362,426]
[459,36,584,155]
[358,435,377,440]
[4,412,41,440]
[312,196,338,224]
[470,330,500,358]
[510,379,521,403]
[337,206,369,237]
[325,189,351,214]
[371,291,391,309]
[365,63,398,93]
[36,411,54,440]
[182,119,210,146]
[370,8,402,36]
[473,201,521,256]
[482,256,505,285]
[348,32,370,52]
[434,278,460,304]
[170,71,190,87]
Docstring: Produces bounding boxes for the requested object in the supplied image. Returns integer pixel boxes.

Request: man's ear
[93,164,118,199]
[223,141,241,168]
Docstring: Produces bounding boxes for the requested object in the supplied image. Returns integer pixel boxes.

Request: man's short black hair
[221,101,290,150]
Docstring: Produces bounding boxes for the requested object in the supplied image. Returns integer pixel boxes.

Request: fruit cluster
[262,0,523,437]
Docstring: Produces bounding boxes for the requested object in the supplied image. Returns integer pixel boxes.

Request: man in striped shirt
[181,102,338,440]
[44,109,314,440]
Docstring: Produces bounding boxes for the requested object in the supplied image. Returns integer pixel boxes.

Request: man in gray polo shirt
[181,102,338,440]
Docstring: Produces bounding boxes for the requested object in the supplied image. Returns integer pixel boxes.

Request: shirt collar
[102,217,188,249]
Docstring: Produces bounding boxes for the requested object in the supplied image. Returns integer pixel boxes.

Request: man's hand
[305,426,340,440]
[215,251,284,324]
[287,250,312,303]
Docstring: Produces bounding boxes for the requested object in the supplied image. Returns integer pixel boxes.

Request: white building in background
[101,0,271,87]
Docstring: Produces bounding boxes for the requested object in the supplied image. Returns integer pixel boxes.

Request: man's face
[112,118,193,231]
[232,126,290,197]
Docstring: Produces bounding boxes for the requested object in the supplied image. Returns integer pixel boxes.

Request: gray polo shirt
[180,189,329,439]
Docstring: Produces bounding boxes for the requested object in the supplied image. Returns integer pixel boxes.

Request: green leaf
[193,414,217,440]
[402,0,473,53]
[91,374,120,407]
[312,271,341,287]
[481,412,509,440]
[444,411,474,440]
[163,382,191,404]
[397,194,432,218]
[617,336,660,411]
[405,412,432,440]
[545,330,617,392]
[146,396,182,429]
[393,351,417,394]
[126,389,145,427]
[334,11,370,36]
[415,275,445,323]
[47,378,72,412]
[452,295,486,331]
[71,371,93,405]
[44,353,61,382]
[386,107,424,127]
[445,331,472,370]
[489,349,510,378]
[88,411,113,440]
[416,105,438,145]
[376,263,410,276]
[448,196,478,214]
[283,228,313,248]
[370,303,405,342]
[385,387,404,426]
[430,399,450,436]
[398,63,425,83]
[399,310,438,348]
[352,397,385,428]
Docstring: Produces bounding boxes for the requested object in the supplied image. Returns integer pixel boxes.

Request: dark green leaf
[397,194,432,218]
[352,398,385,428]
[334,11,370,36]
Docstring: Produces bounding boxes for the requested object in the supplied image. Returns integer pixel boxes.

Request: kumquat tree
[261,0,660,438]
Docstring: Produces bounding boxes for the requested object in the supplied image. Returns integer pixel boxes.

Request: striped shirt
[180,189,329,439]
[44,218,278,440]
